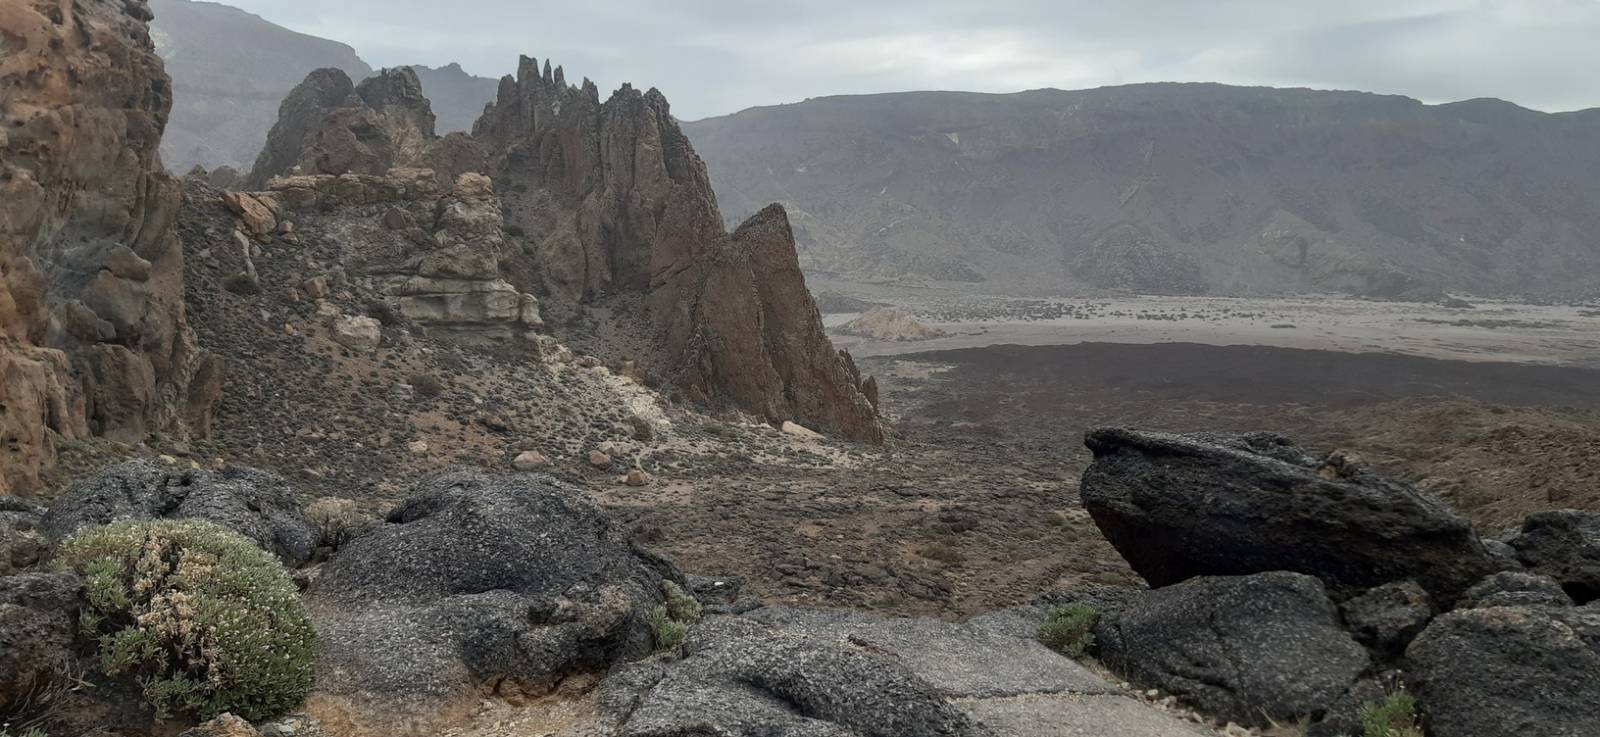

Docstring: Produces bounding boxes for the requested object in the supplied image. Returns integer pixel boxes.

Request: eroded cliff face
[0,0,218,495]
[474,58,883,442]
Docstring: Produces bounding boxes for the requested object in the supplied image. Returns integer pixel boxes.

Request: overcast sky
[220,0,1600,120]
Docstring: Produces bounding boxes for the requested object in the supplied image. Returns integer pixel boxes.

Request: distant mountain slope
[150,0,373,172]
[683,84,1600,299]
[150,0,498,173]
[411,63,500,135]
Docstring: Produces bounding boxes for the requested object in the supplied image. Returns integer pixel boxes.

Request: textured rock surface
[0,500,48,576]
[1338,580,1433,656]
[1408,605,1600,737]
[305,470,681,730]
[0,0,217,496]
[0,572,83,713]
[246,66,437,188]
[475,58,883,443]
[1080,428,1496,601]
[1096,572,1369,727]
[41,460,316,565]
[602,607,1209,737]
[1507,509,1600,603]
[1457,571,1574,610]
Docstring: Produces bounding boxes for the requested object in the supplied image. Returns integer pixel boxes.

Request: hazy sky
[219,0,1600,120]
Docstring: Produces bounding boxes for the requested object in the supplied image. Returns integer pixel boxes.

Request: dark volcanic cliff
[684,85,1600,299]
[475,58,884,442]
[1,0,218,495]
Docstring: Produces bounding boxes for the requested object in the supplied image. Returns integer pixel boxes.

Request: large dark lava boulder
[1457,571,1573,610]
[600,616,988,737]
[1407,605,1600,737]
[305,469,682,730]
[41,460,316,566]
[1506,509,1600,603]
[1096,571,1368,727]
[1080,429,1495,601]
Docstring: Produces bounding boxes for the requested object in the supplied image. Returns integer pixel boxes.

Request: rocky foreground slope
[684,85,1600,300]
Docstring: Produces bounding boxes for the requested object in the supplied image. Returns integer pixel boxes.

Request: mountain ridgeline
[683,85,1600,300]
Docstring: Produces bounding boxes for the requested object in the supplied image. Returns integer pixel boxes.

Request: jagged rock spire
[542,59,553,86]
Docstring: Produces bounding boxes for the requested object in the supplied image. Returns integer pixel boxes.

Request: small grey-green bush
[1038,603,1100,658]
[55,519,316,721]
[662,581,703,624]
[1361,690,1423,737]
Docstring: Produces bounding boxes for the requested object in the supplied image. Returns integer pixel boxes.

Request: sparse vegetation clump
[304,497,377,550]
[650,581,703,652]
[1361,690,1423,737]
[54,520,316,721]
[1038,603,1100,658]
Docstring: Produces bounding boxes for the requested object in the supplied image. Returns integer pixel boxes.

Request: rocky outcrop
[1457,571,1573,610]
[261,168,542,341]
[837,307,948,341]
[1080,429,1496,602]
[475,59,883,442]
[305,470,682,732]
[41,460,317,565]
[0,0,218,496]
[245,67,438,189]
[1407,605,1600,737]
[1096,572,1369,727]
[0,500,48,577]
[0,572,83,714]
[1506,509,1600,603]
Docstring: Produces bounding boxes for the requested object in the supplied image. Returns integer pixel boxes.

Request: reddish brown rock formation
[0,0,217,495]
[474,57,883,442]
[245,66,440,188]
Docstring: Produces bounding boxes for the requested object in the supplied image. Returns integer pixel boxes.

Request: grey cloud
[222,0,1600,118]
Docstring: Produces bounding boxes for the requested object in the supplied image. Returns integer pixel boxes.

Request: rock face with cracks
[305,470,682,731]
[1096,571,1369,727]
[473,57,883,443]
[0,0,218,496]
[1080,428,1496,602]
[1506,509,1600,603]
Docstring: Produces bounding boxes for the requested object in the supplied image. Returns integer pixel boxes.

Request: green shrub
[662,581,703,624]
[1038,603,1100,658]
[648,606,688,651]
[648,581,701,652]
[55,520,316,721]
[1361,690,1423,737]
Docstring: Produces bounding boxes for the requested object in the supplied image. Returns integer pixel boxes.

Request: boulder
[0,572,83,713]
[305,470,682,730]
[1408,606,1600,737]
[511,450,550,471]
[1506,509,1600,603]
[1338,580,1433,656]
[1457,571,1573,610]
[600,616,986,737]
[330,314,382,354]
[1080,429,1496,602]
[1096,571,1368,726]
[41,460,317,566]
[178,714,263,737]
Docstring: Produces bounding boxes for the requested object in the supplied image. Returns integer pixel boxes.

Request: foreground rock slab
[1080,428,1495,601]
[306,470,681,733]
[603,606,1208,737]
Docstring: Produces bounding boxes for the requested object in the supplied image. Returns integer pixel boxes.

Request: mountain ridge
[683,83,1600,299]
